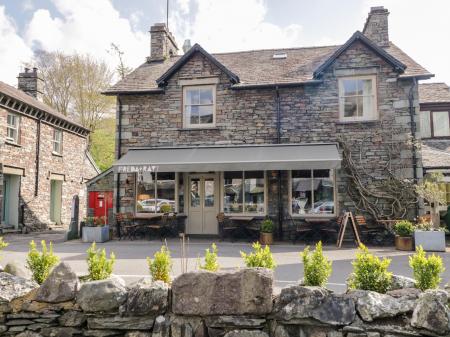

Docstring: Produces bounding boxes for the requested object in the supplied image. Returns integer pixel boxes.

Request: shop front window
[224,171,265,214]
[291,169,335,216]
[136,172,176,213]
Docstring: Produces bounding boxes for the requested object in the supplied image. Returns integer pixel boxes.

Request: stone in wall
[124,278,168,316]
[76,276,127,312]
[35,262,79,303]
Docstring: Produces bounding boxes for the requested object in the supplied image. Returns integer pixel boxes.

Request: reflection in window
[291,170,335,215]
[224,171,265,214]
[136,172,176,213]
[178,174,184,213]
[190,178,201,208]
[433,111,450,137]
[204,178,215,207]
[420,111,431,138]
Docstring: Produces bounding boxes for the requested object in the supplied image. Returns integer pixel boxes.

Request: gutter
[408,78,419,218]
[231,80,322,90]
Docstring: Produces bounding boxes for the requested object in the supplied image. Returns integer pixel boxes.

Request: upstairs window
[339,76,377,121]
[183,85,215,128]
[6,113,20,144]
[53,129,63,155]
[420,111,450,138]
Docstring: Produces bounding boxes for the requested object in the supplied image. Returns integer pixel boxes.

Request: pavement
[2,231,450,293]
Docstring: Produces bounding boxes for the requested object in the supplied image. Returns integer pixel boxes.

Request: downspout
[116,96,123,237]
[276,86,283,239]
[408,78,419,218]
[35,114,42,197]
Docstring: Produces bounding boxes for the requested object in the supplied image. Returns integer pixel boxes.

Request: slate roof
[0,81,89,132]
[105,36,432,94]
[419,83,450,104]
[422,144,450,168]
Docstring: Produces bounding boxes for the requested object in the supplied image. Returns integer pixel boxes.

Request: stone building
[0,68,99,232]
[104,7,433,238]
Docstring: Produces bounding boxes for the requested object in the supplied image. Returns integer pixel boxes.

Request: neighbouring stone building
[104,7,434,238]
[0,68,99,232]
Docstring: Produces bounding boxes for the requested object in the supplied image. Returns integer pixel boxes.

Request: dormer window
[183,85,216,128]
[338,76,377,122]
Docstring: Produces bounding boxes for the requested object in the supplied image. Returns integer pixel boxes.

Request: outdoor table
[228,216,256,241]
[304,217,336,242]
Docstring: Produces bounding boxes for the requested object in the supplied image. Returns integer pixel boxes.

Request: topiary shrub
[159,204,172,214]
[199,243,220,272]
[348,244,392,293]
[301,241,332,287]
[393,220,415,237]
[240,242,276,270]
[0,237,8,259]
[260,218,274,233]
[86,242,116,280]
[26,240,59,284]
[147,245,172,283]
[409,245,445,291]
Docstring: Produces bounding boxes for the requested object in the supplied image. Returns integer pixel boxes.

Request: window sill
[421,136,450,140]
[336,119,379,125]
[52,151,63,157]
[224,213,266,218]
[291,214,336,218]
[178,127,219,131]
[5,140,21,148]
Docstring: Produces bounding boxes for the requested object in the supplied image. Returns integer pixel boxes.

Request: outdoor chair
[217,212,239,242]
[286,213,314,244]
[165,212,179,237]
[354,215,382,244]
[147,213,169,241]
[116,213,138,240]
[246,220,260,241]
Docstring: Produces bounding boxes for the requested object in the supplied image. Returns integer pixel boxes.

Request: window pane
[344,96,358,117]
[190,178,201,208]
[292,170,311,178]
[244,171,265,213]
[178,174,184,213]
[199,88,213,104]
[433,111,450,137]
[361,79,372,96]
[185,88,199,105]
[420,111,431,138]
[198,105,213,124]
[343,79,358,96]
[312,171,334,214]
[137,172,156,213]
[204,178,215,207]
[157,172,175,212]
[224,171,243,213]
[187,105,199,124]
[291,173,313,215]
[362,95,373,118]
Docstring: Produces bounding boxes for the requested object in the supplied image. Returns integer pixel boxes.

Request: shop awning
[114,144,341,173]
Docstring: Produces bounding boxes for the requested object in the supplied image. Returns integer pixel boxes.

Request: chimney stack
[17,67,44,101]
[362,6,390,47]
[149,23,178,61]
[182,39,192,54]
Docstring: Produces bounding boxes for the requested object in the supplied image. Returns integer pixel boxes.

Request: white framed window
[183,85,216,128]
[339,75,377,121]
[420,110,450,138]
[6,113,20,144]
[52,129,63,154]
[223,171,266,215]
[289,169,336,217]
[420,111,432,138]
[136,172,177,214]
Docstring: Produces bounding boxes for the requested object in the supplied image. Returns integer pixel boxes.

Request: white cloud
[24,0,148,73]
[169,0,304,53]
[0,6,34,86]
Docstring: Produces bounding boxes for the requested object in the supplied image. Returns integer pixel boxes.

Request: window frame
[52,128,63,155]
[222,171,267,216]
[135,172,179,215]
[289,169,337,218]
[421,110,450,138]
[338,75,378,122]
[182,84,216,129]
[6,113,20,144]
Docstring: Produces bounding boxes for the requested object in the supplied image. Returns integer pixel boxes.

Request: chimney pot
[362,6,390,47]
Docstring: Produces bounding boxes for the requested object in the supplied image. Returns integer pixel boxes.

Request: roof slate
[419,83,450,104]
[105,39,432,94]
[421,143,450,168]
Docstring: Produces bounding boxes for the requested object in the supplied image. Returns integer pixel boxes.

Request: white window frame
[52,129,63,155]
[135,172,179,215]
[338,75,377,122]
[221,171,267,216]
[289,169,337,218]
[183,85,216,128]
[6,113,20,144]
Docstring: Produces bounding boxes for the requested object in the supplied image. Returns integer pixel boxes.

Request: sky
[1,0,449,87]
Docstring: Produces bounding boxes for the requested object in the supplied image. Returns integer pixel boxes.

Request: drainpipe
[408,78,419,218]
[116,96,123,237]
[276,86,283,239]
[35,114,42,196]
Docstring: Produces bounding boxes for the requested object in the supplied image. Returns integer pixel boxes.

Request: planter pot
[82,225,110,243]
[414,230,446,252]
[395,235,413,251]
[260,232,273,245]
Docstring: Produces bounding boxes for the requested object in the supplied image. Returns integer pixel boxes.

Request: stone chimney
[182,39,192,54]
[149,23,179,61]
[17,67,44,101]
[362,6,390,47]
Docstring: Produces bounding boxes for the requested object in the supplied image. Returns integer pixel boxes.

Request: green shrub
[147,245,172,283]
[409,245,445,291]
[199,243,220,272]
[0,237,8,259]
[86,242,115,280]
[160,204,172,213]
[240,242,276,270]
[348,244,392,293]
[301,241,332,287]
[393,220,415,237]
[26,240,59,284]
[261,218,274,233]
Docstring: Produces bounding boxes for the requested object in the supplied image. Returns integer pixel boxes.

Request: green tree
[90,117,115,171]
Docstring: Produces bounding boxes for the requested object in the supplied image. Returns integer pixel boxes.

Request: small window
[6,113,20,144]
[183,85,215,128]
[223,171,265,215]
[420,110,450,138]
[339,76,377,121]
[136,172,176,213]
[53,129,63,154]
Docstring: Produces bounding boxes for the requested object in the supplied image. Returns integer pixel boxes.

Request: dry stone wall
[0,263,448,337]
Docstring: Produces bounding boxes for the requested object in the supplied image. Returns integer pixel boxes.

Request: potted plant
[414,220,446,252]
[260,218,274,245]
[82,216,110,243]
[393,220,415,251]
